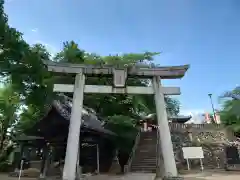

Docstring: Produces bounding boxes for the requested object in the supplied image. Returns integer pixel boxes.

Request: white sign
[182,147,204,159]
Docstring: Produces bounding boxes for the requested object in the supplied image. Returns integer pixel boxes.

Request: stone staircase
[130,131,157,173]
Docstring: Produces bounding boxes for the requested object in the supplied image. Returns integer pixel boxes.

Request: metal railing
[124,130,141,173]
[169,123,223,130]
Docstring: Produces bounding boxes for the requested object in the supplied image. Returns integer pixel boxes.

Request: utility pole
[208,93,216,122]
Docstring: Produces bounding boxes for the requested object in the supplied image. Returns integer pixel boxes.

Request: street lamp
[208,93,216,122]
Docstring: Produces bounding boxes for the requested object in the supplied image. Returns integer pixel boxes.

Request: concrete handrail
[124,130,141,173]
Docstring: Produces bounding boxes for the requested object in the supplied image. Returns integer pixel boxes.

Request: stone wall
[169,123,235,170]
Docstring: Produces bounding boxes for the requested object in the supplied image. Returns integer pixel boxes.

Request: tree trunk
[0,133,7,153]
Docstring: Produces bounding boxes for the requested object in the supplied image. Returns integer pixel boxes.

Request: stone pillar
[39,145,49,180]
[188,131,193,142]
[39,147,46,179]
[62,73,85,180]
[18,143,25,170]
[96,144,100,174]
[13,145,22,172]
[152,76,178,178]
[144,122,147,132]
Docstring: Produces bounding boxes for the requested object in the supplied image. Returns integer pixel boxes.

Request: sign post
[182,147,204,171]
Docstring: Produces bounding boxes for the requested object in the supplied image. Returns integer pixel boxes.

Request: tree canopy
[220,86,240,132]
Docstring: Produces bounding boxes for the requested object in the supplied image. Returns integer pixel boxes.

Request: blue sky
[4,0,240,116]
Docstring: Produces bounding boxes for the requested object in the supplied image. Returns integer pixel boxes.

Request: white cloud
[3,21,58,59]
[180,109,204,116]
[6,0,14,3]
[21,28,58,57]
[180,109,205,124]
[34,40,58,57]
[31,28,39,33]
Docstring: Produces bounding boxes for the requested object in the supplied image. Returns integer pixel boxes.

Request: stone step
[132,165,156,169]
[134,154,157,157]
[132,158,156,161]
[140,140,157,142]
[134,154,156,157]
[140,141,156,143]
[141,131,157,134]
[135,149,156,152]
[133,159,156,162]
[139,141,157,143]
[135,153,156,155]
[132,163,156,166]
[131,166,156,168]
[131,170,156,173]
[133,158,156,162]
[137,144,157,146]
[132,161,156,165]
[140,138,157,140]
[136,150,156,152]
[136,149,156,151]
[137,149,156,152]
[135,150,156,153]
[136,147,156,150]
[140,137,157,139]
[134,155,156,157]
[138,142,156,145]
[132,159,156,163]
[141,137,157,139]
[131,168,156,171]
[133,156,156,159]
[131,169,156,173]
[133,157,157,160]
[136,146,155,148]
[131,167,156,173]
[136,151,156,154]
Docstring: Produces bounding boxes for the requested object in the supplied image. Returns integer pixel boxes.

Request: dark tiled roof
[142,113,191,123]
[51,95,114,135]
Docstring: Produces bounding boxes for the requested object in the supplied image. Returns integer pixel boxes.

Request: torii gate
[44,61,189,180]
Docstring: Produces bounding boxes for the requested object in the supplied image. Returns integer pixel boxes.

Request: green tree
[220,86,240,132]
[0,84,20,152]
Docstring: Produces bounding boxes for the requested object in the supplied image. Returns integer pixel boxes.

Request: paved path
[84,172,240,180]
[87,173,156,180]
[0,173,156,180]
[0,174,36,180]
[1,171,240,180]
[183,171,240,180]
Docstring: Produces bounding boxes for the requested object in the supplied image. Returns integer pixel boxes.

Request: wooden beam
[44,61,189,79]
[53,84,181,95]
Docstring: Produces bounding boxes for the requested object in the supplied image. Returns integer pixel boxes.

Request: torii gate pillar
[62,73,85,180]
[153,76,178,178]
